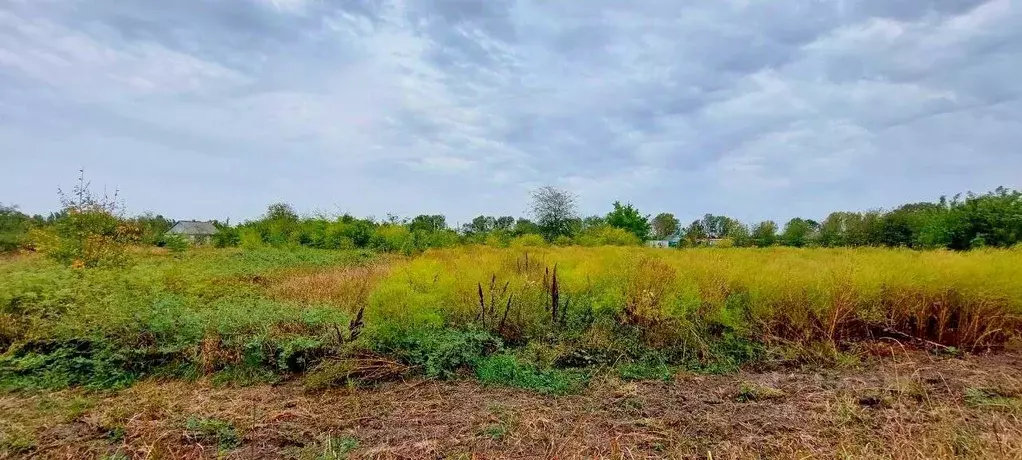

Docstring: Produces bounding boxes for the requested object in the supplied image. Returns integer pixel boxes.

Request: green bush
[163,233,189,253]
[476,353,586,394]
[371,328,501,379]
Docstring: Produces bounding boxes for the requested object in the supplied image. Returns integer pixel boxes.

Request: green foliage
[605,201,652,241]
[510,234,547,248]
[964,387,1021,412]
[0,340,140,390]
[0,203,33,254]
[0,247,368,390]
[751,221,778,248]
[131,213,173,246]
[371,328,501,379]
[476,353,586,394]
[617,360,675,381]
[163,233,189,253]
[575,225,642,246]
[651,213,680,240]
[780,218,817,248]
[212,224,241,248]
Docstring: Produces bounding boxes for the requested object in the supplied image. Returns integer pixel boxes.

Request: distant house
[166,220,217,244]
[647,233,682,248]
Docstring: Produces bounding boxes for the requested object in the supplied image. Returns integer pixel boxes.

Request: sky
[1,0,1020,226]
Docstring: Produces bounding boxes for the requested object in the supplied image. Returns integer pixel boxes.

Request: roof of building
[167,220,217,236]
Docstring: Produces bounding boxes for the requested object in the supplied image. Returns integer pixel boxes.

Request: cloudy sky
[1,0,1019,225]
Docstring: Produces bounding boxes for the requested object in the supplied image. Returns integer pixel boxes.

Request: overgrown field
[2,247,1021,393]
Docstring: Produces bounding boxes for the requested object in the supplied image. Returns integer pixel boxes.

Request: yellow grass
[365,246,1022,350]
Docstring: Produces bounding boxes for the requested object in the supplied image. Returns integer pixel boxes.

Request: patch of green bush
[476,353,587,394]
[371,327,501,379]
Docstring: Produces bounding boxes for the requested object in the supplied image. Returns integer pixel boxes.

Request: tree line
[2,180,1020,260]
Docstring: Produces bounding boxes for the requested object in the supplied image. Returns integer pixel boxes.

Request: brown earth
[3,350,1022,459]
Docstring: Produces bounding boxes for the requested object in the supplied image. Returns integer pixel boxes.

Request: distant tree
[780,218,817,248]
[462,216,495,235]
[683,219,707,246]
[494,216,515,231]
[265,202,299,221]
[530,186,578,241]
[513,218,541,236]
[651,212,680,240]
[132,212,173,246]
[751,220,778,247]
[816,212,848,247]
[605,202,651,241]
[728,222,753,247]
[0,203,32,253]
[410,214,447,233]
[582,215,606,230]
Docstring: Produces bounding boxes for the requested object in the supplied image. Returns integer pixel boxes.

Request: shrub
[212,225,240,248]
[370,328,501,379]
[163,233,189,254]
[575,225,641,246]
[476,353,586,394]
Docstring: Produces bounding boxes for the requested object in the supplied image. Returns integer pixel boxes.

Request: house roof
[167,220,217,236]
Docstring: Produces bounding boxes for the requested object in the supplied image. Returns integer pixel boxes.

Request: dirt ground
[3,350,1022,459]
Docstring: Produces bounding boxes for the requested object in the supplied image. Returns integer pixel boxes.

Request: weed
[476,353,586,394]
[372,328,501,379]
[965,387,1021,412]
[185,416,240,450]
[617,361,675,381]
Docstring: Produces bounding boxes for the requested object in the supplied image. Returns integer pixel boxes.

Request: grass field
[2,246,1022,457]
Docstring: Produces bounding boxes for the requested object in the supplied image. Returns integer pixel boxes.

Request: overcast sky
[1,0,1019,225]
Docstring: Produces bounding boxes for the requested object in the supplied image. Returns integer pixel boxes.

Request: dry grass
[4,351,1022,459]
[267,259,394,314]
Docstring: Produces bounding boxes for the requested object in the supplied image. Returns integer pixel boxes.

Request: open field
[3,246,1022,458]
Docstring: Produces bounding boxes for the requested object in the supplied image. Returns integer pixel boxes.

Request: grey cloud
[1,0,1019,224]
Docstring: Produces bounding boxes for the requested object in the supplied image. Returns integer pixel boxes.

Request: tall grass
[2,245,1020,390]
[0,248,374,389]
[365,246,1022,354]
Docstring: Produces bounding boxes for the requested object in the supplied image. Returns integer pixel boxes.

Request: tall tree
[605,202,652,241]
[780,218,816,248]
[410,214,447,233]
[651,212,680,240]
[751,220,778,247]
[683,219,707,245]
[530,186,578,241]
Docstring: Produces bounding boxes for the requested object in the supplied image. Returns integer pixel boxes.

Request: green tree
[513,218,541,236]
[751,220,778,247]
[683,219,707,246]
[0,203,32,253]
[780,218,816,247]
[605,201,651,241]
[728,222,753,247]
[410,214,447,233]
[651,212,680,240]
